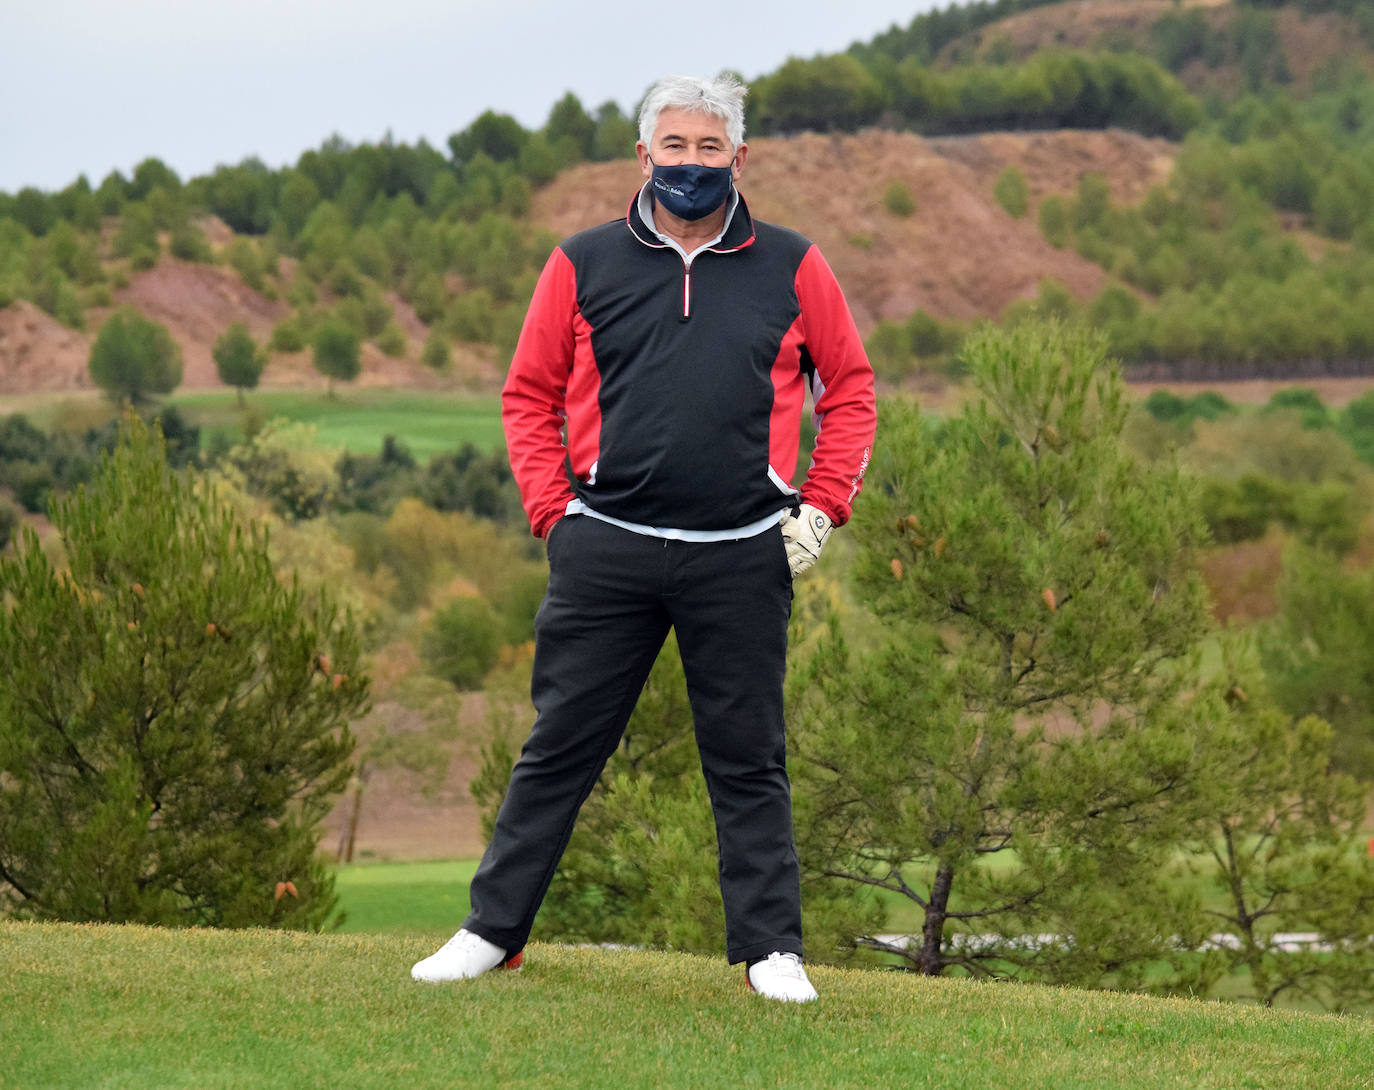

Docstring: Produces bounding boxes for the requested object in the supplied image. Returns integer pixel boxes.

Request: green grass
[3,922,1370,1089]
[334,859,477,934]
[168,389,505,460]
[327,859,1363,1013]
[0,388,506,461]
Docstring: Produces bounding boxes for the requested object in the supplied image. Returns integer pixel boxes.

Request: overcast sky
[2,0,945,195]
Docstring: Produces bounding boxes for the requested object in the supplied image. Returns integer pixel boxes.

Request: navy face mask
[649,159,734,221]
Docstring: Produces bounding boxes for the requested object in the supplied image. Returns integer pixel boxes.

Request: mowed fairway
[4,922,1370,1090]
[169,390,506,459]
[334,860,478,935]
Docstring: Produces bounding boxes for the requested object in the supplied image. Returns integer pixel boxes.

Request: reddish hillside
[1,127,1178,399]
[532,127,1175,330]
[0,301,91,394]
[108,258,291,388]
[0,256,495,399]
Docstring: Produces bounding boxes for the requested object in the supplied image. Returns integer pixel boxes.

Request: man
[412,73,876,1003]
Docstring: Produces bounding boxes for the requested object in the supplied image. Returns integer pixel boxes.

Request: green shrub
[361,290,393,339]
[227,238,270,293]
[406,271,447,326]
[422,596,504,689]
[421,329,451,372]
[993,165,1029,218]
[444,290,496,342]
[219,419,340,521]
[1187,391,1234,422]
[1039,195,1070,248]
[325,259,365,299]
[285,276,317,309]
[376,321,407,358]
[863,321,915,383]
[1262,387,1330,430]
[335,438,418,516]
[111,204,159,265]
[1339,389,1374,465]
[5,461,54,514]
[33,268,85,330]
[882,181,916,217]
[0,494,20,549]
[1143,389,1187,423]
[1071,172,1112,231]
[269,316,309,353]
[333,510,388,574]
[169,224,213,263]
[417,444,520,523]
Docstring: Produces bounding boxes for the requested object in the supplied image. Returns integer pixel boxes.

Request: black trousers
[463,514,802,965]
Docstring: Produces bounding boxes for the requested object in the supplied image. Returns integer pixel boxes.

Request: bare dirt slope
[0,301,93,394]
[532,127,1174,329]
[109,258,291,388]
[0,258,493,400]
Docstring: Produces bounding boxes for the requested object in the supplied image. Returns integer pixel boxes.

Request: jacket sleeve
[795,245,876,527]
[502,246,579,538]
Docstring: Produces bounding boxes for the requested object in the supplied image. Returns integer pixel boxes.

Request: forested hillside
[3,0,1374,396]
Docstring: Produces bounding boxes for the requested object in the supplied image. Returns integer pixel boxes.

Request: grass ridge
[3,921,1370,1089]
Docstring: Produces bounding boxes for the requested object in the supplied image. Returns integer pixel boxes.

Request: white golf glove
[780,503,833,578]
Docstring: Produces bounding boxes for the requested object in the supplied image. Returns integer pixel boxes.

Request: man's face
[636,108,747,183]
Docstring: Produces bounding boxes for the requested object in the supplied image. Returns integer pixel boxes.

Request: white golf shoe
[411,928,522,983]
[746,952,818,1003]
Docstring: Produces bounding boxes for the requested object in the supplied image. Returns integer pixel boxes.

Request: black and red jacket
[502,187,876,538]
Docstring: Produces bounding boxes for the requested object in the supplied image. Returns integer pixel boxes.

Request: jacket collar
[625,182,756,255]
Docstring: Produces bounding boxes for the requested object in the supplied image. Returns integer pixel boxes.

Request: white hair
[637,74,748,150]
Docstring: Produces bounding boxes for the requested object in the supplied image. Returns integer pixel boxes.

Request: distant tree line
[749,49,1201,140]
[851,0,1062,67]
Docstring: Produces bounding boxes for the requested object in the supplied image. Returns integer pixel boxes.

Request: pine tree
[0,416,367,928]
[1172,638,1374,1011]
[790,320,1213,982]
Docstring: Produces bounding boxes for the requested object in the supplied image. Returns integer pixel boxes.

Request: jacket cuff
[799,494,846,528]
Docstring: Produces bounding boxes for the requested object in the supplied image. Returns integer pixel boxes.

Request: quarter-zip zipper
[624,186,757,322]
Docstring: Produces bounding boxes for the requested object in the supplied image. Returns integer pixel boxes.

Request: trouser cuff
[729,939,804,966]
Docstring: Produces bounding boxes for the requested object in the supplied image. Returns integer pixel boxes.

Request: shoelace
[762,952,806,979]
[441,930,484,955]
